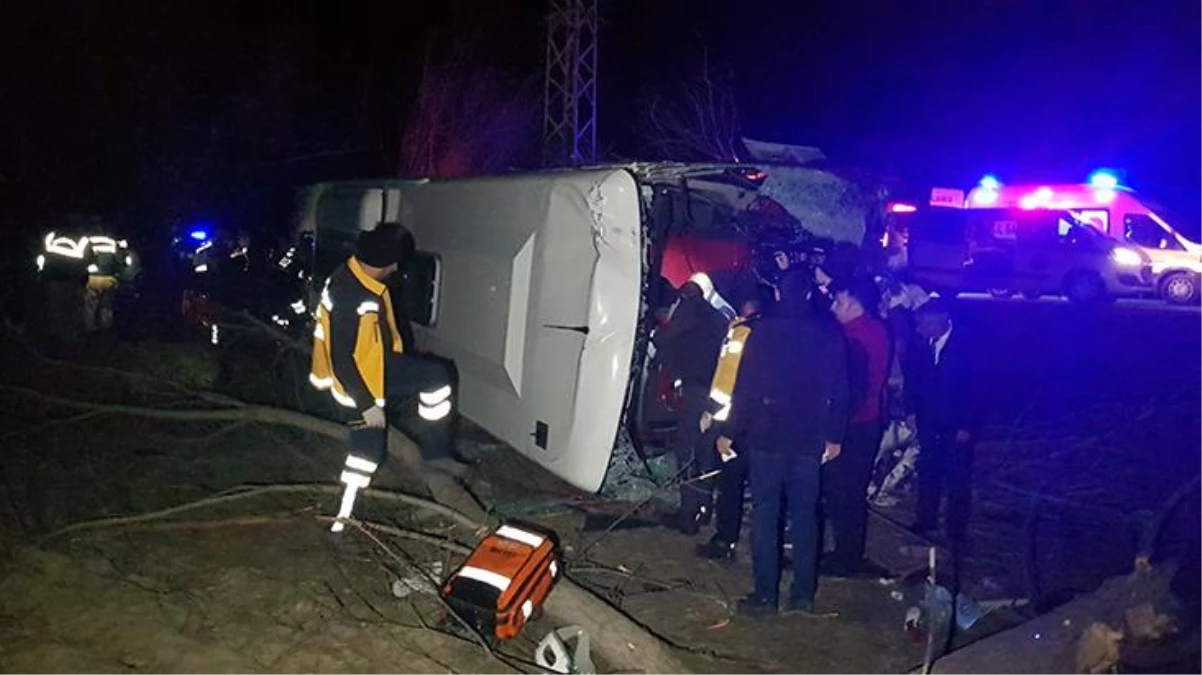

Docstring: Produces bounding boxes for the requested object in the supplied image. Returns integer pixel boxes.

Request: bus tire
[1064,271,1107,304]
[1160,272,1200,305]
[988,287,1013,299]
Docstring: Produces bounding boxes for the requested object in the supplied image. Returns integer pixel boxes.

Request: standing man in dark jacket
[716,271,849,617]
[823,276,891,576]
[696,284,774,560]
[654,274,728,534]
[906,298,978,544]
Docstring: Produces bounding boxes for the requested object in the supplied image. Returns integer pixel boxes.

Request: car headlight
[1110,247,1142,267]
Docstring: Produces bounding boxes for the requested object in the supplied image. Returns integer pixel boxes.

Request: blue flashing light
[974,189,999,205]
[188,229,209,242]
[1088,170,1119,190]
[979,174,1001,191]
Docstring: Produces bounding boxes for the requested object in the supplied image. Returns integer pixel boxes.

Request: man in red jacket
[823,276,891,576]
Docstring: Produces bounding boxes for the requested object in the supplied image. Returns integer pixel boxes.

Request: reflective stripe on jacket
[707,316,755,421]
[310,256,405,411]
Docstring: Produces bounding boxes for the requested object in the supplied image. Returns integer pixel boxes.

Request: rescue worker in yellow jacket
[310,223,461,533]
[37,230,91,355]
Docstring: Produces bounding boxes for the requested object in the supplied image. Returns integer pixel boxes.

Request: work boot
[736,595,777,619]
[695,537,737,561]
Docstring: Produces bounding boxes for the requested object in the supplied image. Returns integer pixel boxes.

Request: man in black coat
[696,283,777,561]
[716,271,849,617]
[906,298,979,544]
[654,277,729,534]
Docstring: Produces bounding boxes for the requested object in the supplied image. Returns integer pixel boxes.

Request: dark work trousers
[713,451,749,544]
[386,354,456,461]
[821,420,883,568]
[43,280,84,357]
[915,431,974,542]
[674,385,718,528]
[749,452,822,605]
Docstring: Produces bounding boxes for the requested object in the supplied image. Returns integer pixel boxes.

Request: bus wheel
[1161,272,1200,305]
[1064,271,1106,304]
[988,287,1013,299]
[1020,290,1042,300]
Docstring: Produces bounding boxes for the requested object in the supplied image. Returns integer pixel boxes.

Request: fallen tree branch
[43,483,481,541]
[1136,473,1201,566]
[0,384,425,486]
[229,309,312,355]
[0,410,104,441]
[334,517,471,555]
[0,317,245,409]
[8,370,689,671]
[931,568,1178,674]
[87,514,299,533]
[41,479,689,673]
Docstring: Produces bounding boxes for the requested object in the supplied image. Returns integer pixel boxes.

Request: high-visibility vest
[309,257,405,410]
[708,316,755,421]
[37,232,128,279]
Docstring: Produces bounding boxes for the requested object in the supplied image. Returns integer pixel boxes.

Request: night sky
[1,0,1198,240]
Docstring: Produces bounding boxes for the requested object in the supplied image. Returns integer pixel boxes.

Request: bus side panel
[400,170,641,493]
[561,169,642,492]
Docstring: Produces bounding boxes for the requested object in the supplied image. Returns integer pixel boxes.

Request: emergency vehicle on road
[958,173,1202,304]
[904,204,1154,303]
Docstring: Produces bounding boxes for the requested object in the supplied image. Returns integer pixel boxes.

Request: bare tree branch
[399,41,539,178]
[638,58,743,162]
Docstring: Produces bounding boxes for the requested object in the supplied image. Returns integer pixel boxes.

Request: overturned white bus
[294,164,873,492]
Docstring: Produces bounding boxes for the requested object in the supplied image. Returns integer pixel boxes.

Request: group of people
[35,228,140,354]
[655,254,975,618]
[308,222,977,615]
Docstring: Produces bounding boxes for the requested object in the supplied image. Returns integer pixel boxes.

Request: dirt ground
[0,340,947,674]
[0,297,1197,673]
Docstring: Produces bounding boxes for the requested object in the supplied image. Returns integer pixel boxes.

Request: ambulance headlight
[1111,247,1142,267]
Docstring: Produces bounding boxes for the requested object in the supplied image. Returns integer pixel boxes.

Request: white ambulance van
[961,173,1201,304]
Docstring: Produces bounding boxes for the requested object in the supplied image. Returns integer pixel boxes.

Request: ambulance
[958,173,1202,304]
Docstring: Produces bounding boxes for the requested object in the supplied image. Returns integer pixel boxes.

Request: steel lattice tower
[543,0,598,165]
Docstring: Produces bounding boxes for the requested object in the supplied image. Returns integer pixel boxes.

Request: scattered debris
[390,562,444,599]
[1075,621,1123,674]
[535,625,595,674]
[1124,602,1177,642]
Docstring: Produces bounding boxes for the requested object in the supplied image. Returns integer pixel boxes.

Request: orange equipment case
[440,523,562,641]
